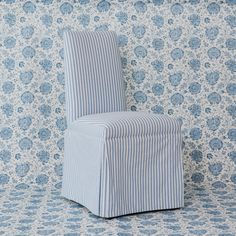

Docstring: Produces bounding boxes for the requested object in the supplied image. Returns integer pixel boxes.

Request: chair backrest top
[64,30,126,125]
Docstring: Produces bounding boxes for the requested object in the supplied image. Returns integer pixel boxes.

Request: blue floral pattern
[0,0,236,234]
[0,184,235,235]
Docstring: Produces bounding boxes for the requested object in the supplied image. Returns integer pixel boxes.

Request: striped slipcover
[63,31,126,126]
[62,31,184,218]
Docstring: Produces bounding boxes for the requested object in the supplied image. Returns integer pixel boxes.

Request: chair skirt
[62,112,184,218]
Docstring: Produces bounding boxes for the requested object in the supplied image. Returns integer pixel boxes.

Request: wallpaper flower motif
[0,1,236,235]
[0,0,236,190]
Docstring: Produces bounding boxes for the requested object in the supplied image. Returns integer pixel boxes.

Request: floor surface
[0,183,236,236]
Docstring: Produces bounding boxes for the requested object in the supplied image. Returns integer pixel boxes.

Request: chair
[61,31,184,218]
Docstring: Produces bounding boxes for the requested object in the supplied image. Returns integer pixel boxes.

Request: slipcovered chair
[62,31,184,218]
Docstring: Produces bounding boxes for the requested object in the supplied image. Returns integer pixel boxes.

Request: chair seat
[69,111,181,138]
[62,111,184,218]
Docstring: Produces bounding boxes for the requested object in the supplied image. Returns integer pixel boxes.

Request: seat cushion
[68,111,182,138]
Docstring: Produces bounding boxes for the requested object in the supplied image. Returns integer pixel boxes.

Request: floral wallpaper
[1,1,236,235]
[0,0,236,190]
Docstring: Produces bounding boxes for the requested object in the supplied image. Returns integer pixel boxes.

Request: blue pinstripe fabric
[63,31,126,126]
[77,111,182,138]
[62,111,184,217]
[62,31,184,218]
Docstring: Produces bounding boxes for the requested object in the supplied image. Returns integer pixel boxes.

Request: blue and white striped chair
[62,31,184,218]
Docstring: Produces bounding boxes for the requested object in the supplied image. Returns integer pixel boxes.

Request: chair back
[64,31,126,125]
